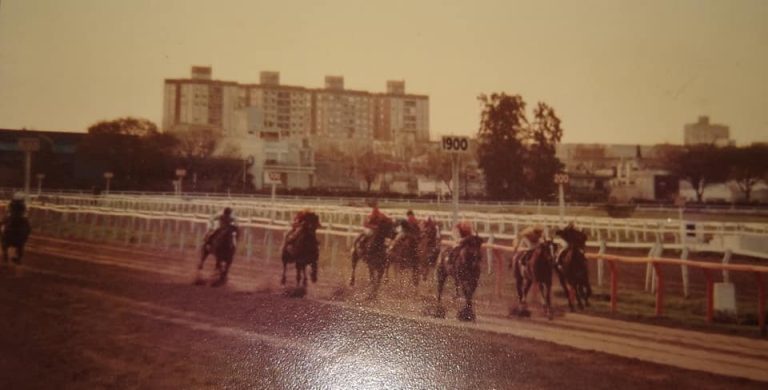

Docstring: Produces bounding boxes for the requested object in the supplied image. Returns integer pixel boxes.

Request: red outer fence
[587,252,768,336]
[483,242,768,336]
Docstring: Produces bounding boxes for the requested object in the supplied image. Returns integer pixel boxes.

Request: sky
[0,0,766,145]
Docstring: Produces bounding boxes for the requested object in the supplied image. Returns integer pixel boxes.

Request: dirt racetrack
[0,236,766,389]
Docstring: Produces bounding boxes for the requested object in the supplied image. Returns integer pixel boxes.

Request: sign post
[18,138,40,199]
[103,172,114,195]
[554,173,570,223]
[36,173,45,195]
[175,169,187,197]
[441,135,470,226]
[264,171,282,220]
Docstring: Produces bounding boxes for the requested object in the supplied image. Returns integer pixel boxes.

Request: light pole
[103,172,114,195]
[17,137,40,199]
[175,168,187,197]
[554,173,569,223]
[36,173,45,195]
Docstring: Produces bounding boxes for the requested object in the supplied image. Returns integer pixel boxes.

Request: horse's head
[421,218,438,239]
[459,234,485,265]
[375,217,397,240]
[302,212,322,232]
[554,223,587,249]
[8,199,26,217]
[541,239,558,258]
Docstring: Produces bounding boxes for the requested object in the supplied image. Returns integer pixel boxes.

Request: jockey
[204,207,237,245]
[446,220,474,260]
[403,210,420,236]
[286,209,314,240]
[291,209,310,230]
[363,202,390,233]
[8,192,27,216]
[454,220,474,246]
[511,226,544,268]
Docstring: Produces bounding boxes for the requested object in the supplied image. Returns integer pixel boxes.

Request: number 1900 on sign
[441,136,470,153]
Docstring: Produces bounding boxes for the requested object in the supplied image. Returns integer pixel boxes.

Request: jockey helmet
[455,221,473,238]
[223,207,233,216]
[12,192,25,200]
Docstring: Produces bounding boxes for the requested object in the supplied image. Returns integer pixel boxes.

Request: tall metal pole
[242,159,247,191]
[24,151,31,198]
[270,182,277,221]
[452,153,460,226]
[558,182,565,223]
[105,177,111,195]
[37,175,43,195]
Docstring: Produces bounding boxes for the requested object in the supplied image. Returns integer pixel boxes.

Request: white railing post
[486,233,495,275]
[680,246,690,298]
[597,240,606,287]
[722,249,732,283]
[246,228,253,262]
[265,230,273,264]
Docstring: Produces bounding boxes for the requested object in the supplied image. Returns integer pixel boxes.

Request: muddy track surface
[0,236,766,389]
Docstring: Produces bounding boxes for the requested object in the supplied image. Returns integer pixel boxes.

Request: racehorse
[554,224,592,311]
[349,217,396,297]
[281,212,321,289]
[416,219,441,285]
[197,224,239,287]
[385,219,421,287]
[1,199,31,266]
[513,239,557,319]
[436,234,485,321]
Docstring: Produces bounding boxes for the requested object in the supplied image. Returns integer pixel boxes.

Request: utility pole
[18,138,40,199]
[554,173,569,223]
[441,135,470,227]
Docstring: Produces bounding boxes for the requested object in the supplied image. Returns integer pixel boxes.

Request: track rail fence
[16,203,768,336]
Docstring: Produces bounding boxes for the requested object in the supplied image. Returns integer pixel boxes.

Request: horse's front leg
[281,260,287,285]
[436,265,447,303]
[198,246,209,270]
[222,258,232,280]
[557,268,574,312]
[539,282,552,319]
[295,262,303,287]
[349,249,358,287]
[514,265,524,304]
[521,277,533,306]
[13,243,25,264]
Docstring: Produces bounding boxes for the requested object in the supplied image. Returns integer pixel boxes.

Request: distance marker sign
[441,135,470,153]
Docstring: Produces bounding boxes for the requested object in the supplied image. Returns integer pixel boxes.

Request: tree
[524,102,564,199]
[726,143,768,203]
[355,150,391,192]
[77,117,177,189]
[171,127,221,165]
[424,149,455,195]
[476,94,565,200]
[664,144,729,203]
[476,93,528,199]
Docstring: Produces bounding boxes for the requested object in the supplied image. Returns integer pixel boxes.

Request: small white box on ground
[713,282,737,315]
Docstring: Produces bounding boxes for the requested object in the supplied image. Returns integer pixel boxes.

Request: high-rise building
[683,116,732,146]
[163,66,241,136]
[373,80,429,143]
[162,67,430,155]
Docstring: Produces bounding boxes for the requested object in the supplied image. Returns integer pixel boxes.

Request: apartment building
[162,67,430,154]
[683,116,732,146]
[163,66,241,136]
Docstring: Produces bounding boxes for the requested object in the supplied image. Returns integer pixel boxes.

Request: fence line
[27,198,768,260]
[19,203,768,335]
